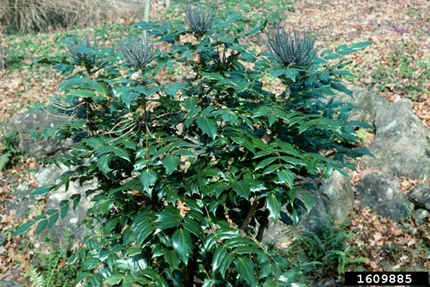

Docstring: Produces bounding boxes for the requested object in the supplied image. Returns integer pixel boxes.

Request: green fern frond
[10,254,46,287]
[46,253,61,285]
[296,246,322,274]
[292,213,368,275]
[0,151,11,171]
[283,240,300,257]
[296,246,311,265]
[295,231,324,260]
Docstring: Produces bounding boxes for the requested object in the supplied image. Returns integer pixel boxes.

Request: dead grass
[0,0,118,33]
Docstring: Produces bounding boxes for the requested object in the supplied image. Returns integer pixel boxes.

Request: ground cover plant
[9,3,375,285]
[1,0,430,286]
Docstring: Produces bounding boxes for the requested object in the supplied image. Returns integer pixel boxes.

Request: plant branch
[240,197,259,232]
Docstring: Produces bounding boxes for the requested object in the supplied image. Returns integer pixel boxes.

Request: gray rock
[263,169,355,244]
[357,171,412,222]
[319,169,354,225]
[312,85,388,126]
[413,209,430,226]
[0,281,24,287]
[264,189,329,244]
[32,162,99,246]
[0,110,76,161]
[360,99,430,179]
[408,183,430,211]
[6,182,38,220]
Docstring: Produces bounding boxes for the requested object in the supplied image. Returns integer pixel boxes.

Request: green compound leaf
[95,198,113,216]
[302,192,315,213]
[29,184,56,197]
[345,147,374,158]
[232,180,251,199]
[349,41,373,51]
[331,70,354,77]
[225,237,256,248]
[82,258,99,270]
[138,168,157,193]
[231,137,255,154]
[163,82,186,97]
[97,154,113,175]
[267,193,281,224]
[121,91,140,109]
[262,164,281,175]
[162,154,180,175]
[184,96,198,111]
[104,273,124,285]
[13,221,36,236]
[322,166,333,179]
[234,258,256,287]
[86,137,105,149]
[114,148,131,162]
[323,53,342,60]
[183,217,204,240]
[58,77,98,90]
[59,200,69,220]
[172,228,193,264]
[36,219,47,234]
[212,245,228,272]
[218,253,235,279]
[132,212,155,246]
[331,82,353,97]
[71,194,81,211]
[165,249,180,270]
[48,212,59,230]
[75,272,90,285]
[95,83,109,96]
[66,89,96,98]
[196,116,218,140]
[255,157,279,170]
[277,169,295,187]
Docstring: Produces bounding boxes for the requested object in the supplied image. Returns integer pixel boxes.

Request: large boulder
[5,160,100,246]
[0,110,76,161]
[357,171,412,222]
[264,190,329,244]
[414,209,430,226]
[263,169,355,244]
[360,99,430,179]
[408,183,430,211]
[311,85,389,126]
[6,182,38,221]
[319,169,355,225]
[31,162,99,246]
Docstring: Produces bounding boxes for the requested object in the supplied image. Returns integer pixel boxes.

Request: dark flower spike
[119,30,155,70]
[184,3,215,36]
[65,29,99,63]
[268,25,316,67]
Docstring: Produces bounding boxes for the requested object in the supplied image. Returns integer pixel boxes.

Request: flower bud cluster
[64,30,98,64]
[268,25,316,67]
[184,4,215,36]
[119,30,156,70]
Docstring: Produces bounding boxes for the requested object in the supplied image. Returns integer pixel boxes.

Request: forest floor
[0,0,430,286]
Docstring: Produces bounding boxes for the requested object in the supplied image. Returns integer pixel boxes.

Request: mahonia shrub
[12,6,373,286]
